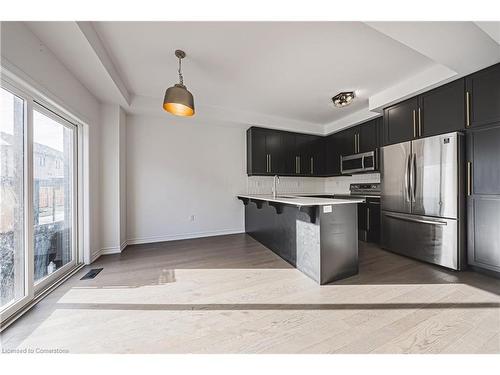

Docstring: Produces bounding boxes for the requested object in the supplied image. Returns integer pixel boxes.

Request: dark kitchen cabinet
[383,97,418,146]
[466,63,500,129]
[367,199,381,243]
[310,137,325,176]
[357,198,380,244]
[358,117,381,153]
[419,79,466,137]
[466,124,500,274]
[246,127,283,175]
[325,134,341,176]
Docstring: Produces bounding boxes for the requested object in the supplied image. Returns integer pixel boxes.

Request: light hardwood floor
[1,234,499,353]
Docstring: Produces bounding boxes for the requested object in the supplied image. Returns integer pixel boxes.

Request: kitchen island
[237,194,363,284]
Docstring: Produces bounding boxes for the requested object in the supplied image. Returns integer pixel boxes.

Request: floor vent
[80,268,103,280]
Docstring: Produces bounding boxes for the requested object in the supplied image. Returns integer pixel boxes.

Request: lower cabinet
[466,124,500,273]
[357,198,380,244]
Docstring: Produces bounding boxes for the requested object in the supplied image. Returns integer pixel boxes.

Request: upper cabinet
[383,97,419,145]
[466,63,500,129]
[420,79,465,137]
[247,127,324,177]
[246,127,283,175]
[383,79,466,146]
[358,117,381,153]
[324,117,381,176]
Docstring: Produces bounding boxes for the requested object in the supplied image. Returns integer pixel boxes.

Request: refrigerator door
[381,141,411,214]
[411,132,459,219]
[381,210,460,270]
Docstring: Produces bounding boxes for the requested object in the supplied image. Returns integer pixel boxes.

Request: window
[0,86,25,311]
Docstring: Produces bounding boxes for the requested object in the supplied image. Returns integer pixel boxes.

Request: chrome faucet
[272,175,280,198]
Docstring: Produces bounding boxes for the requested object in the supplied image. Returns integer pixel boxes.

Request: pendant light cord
[178,57,184,86]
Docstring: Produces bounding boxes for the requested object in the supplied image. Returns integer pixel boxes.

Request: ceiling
[24,21,500,134]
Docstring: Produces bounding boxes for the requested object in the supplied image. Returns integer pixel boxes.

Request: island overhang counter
[237,194,363,284]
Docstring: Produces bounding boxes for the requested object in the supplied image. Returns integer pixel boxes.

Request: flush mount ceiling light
[163,49,195,117]
[332,91,356,108]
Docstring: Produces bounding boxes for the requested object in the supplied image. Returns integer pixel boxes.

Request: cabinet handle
[354,134,357,153]
[418,107,422,137]
[413,110,417,138]
[298,157,300,174]
[467,161,472,196]
[269,155,272,172]
[310,157,314,174]
[367,207,370,231]
[267,154,270,173]
[466,91,471,127]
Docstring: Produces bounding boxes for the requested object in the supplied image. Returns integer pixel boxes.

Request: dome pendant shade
[163,49,195,117]
[163,84,195,116]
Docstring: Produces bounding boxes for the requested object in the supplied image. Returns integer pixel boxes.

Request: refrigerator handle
[412,153,417,202]
[404,153,410,202]
[408,153,416,202]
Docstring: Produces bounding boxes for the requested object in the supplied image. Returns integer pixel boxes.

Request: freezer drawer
[381,210,462,270]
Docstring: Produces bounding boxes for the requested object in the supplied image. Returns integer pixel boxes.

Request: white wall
[126,114,247,244]
[119,107,127,247]
[1,21,101,263]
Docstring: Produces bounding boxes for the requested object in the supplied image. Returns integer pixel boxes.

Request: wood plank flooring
[1,234,499,353]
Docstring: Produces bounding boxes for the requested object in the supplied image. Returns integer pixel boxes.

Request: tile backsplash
[247,173,380,195]
[324,173,380,194]
[247,176,325,195]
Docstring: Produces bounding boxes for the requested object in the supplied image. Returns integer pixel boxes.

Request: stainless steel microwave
[341,151,376,174]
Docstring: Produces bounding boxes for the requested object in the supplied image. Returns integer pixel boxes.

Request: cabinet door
[359,117,381,153]
[311,137,325,176]
[280,132,296,175]
[383,97,418,146]
[367,201,381,244]
[325,134,341,176]
[466,63,500,128]
[337,127,357,156]
[420,78,465,137]
[467,125,500,272]
[294,134,312,175]
[247,127,267,175]
[265,130,282,174]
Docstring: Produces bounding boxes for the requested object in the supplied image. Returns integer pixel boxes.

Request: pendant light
[163,50,195,116]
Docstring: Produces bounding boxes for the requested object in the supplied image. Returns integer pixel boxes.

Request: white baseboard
[127,228,244,246]
[90,230,243,263]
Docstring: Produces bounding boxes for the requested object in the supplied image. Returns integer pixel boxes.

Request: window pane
[33,110,74,282]
[0,87,25,310]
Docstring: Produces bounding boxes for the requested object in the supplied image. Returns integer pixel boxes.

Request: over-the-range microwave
[340,151,376,174]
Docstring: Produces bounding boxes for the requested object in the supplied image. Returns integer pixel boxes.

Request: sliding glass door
[0,86,27,314]
[0,82,80,324]
[32,106,77,291]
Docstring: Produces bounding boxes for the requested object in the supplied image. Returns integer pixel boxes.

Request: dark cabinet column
[467,125,500,273]
[466,63,500,128]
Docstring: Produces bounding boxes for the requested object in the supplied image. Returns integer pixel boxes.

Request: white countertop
[236,194,364,207]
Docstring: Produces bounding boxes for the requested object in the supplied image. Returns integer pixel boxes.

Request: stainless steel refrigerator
[380,132,466,270]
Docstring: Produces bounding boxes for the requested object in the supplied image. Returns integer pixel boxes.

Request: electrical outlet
[189,215,195,222]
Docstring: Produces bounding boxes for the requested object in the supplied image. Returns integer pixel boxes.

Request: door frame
[0,78,83,325]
